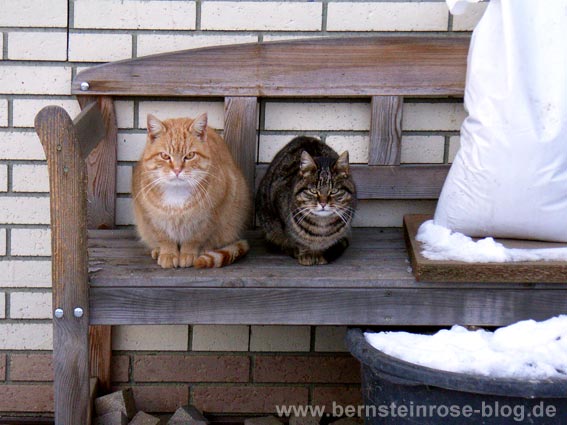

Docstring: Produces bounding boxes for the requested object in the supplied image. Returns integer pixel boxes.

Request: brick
[0,36,3,60]
[137,34,258,57]
[10,291,52,319]
[138,102,225,130]
[0,196,50,224]
[258,135,295,164]
[253,356,360,383]
[0,99,7,127]
[13,98,80,128]
[115,101,135,129]
[111,355,130,383]
[0,323,53,349]
[403,103,466,131]
[112,325,188,351]
[448,136,461,163]
[169,405,208,425]
[116,165,132,194]
[311,386,363,410]
[0,292,4,319]
[116,197,134,226]
[314,326,348,352]
[401,135,445,164]
[0,165,7,192]
[74,0,196,30]
[250,326,310,352]
[8,31,67,61]
[453,2,489,31]
[352,200,436,228]
[10,353,53,381]
[192,385,308,414]
[11,228,51,256]
[132,385,189,413]
[94,411,128,425]
[130,411,161,425]
[0,66,71,95]
[133,354,249,383]
[0,132,46,160]
[0,0,67,27]
[264,102,370,131]
[244,417,281,425]
[202,2,321,31]
[325,136,369,164]
[117,132,146,161]
[191,325,249,352]
[12,163,49,193]
[0,384,54,412]
[69,33,132,62]
[0,353,5,380]
[327,2,448,32]
[0,260,52,288]
[95,388,137,419]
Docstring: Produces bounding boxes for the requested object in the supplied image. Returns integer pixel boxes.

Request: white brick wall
[112,325,189,351]
[0,293,4,319]
[0,0,68,28]
[0,165,7,192]
[192,325,250,351]
[7,32,68,61]
[0,197,50,224]
[11,228,51,256]
[138,101,225,129]
[0,66,71,95]
[69,33,132,62]
[0,260,51,288]
[401,135,446,164]
[0,100,8,127]
[403,103,466,131]
[327,2,449,32]
[250,326,311,352]
[12,164,50,192]
[10,292,52,319]
[202,2,322,31]
[137,34,258,57]
[0,132,46,160]
[0,229,6,256]
[0,323,52,350]
[13,99,80,128]
[74,0,197,30]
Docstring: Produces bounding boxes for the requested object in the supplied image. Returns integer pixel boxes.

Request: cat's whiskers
[134,174,169,201]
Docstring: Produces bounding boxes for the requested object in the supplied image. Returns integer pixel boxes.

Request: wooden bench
[34,36,567,424]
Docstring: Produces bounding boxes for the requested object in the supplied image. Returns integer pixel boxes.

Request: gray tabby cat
[256,136,357,265]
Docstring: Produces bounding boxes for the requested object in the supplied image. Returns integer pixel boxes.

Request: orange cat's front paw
[157,252,179,268]
[179,252,196,268]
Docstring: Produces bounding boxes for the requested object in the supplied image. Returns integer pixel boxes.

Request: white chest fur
[161,183,193,207]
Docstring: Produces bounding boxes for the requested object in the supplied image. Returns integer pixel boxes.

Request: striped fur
[256,136,357,265]
[194,239,250,268]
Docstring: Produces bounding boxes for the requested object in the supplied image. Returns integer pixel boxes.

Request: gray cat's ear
[147,114,165,141]
[190,113,208,142]
[335,151,350,175]
[300,151,317,175]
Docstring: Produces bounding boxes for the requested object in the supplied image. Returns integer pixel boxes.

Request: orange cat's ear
[300,151,317,176]
[335,151,350,176]
[147,114,165,141]
[190,113,208,142]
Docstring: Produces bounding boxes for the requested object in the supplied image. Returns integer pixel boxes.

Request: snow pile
[365,316,567,380]
[417,220,567,263]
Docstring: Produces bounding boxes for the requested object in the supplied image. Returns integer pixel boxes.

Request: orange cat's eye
[184,152,196,161]
[159,152,170,161]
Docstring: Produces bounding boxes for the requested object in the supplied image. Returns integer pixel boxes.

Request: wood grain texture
[224,97,257,226]
[78,96,117,230]
[369,96,403,165]
[88,326,111,394]
[35,106,90,425]
[73,100,106,160]
[404,214,567,283]
[256,164,449,199]
[72,36,469,97]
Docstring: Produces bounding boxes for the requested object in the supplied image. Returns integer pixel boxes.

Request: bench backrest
[71,36,469,229]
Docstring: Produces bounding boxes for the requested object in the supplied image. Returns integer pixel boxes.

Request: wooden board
[72,36,469,97]
[404,214,567,283]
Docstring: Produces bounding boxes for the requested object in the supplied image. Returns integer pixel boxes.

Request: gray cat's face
[293,151,355,223]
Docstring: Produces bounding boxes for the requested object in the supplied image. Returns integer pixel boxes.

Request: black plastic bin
[346,328,567,424]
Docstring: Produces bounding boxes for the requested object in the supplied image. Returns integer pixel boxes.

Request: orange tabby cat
[132,113,250,269]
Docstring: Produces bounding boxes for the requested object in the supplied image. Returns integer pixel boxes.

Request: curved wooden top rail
[73,36,470,97]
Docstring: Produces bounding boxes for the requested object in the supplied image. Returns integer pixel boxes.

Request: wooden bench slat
[72,36,469,97]
[369,95,403,165]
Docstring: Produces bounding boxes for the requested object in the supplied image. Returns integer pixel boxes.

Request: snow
[364,316,567,380]
[416,220,567,263]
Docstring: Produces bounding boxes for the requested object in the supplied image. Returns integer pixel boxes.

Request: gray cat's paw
[298,253,328,266]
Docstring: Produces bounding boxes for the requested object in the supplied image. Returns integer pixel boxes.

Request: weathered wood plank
[256,164,450,199]
[90,286,567,326]
[369,96,403,165]
[224,97,257,226]
[78,96,117,230]
[73,100,106,160]
[72,36,469,97]
[88,326,111,394]
[404,214,567,283]
[35,106,90,425]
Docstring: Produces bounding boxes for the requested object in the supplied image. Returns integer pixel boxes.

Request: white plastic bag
[435,0,567,242]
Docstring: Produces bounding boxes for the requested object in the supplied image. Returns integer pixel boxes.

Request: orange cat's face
[140,114,212,203]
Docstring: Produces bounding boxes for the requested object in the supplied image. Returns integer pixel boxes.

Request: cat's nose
[173,168,182,176]
[320,202,327,209]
